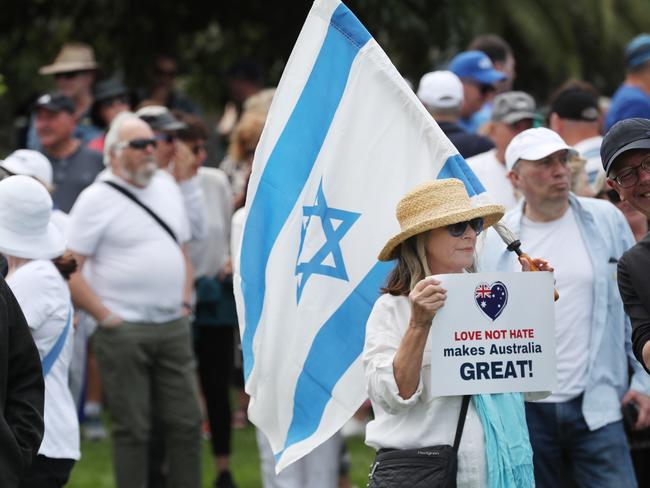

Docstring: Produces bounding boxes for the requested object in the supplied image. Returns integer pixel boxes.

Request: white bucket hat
[1,149,53,188]
[0,175,65,259]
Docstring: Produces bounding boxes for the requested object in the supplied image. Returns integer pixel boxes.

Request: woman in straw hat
[0,175,80,487]
[364,178,551,487]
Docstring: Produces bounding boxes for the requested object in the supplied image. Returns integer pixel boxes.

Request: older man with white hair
[67,113,202,488]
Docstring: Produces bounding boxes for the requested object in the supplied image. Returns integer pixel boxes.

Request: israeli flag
[234,0,487,472]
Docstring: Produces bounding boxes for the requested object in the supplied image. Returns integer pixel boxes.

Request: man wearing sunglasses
[480,127,650,487]
[66,113,202,488]
[448,50,505,134]
[136,105,207,241]
[602,118,650,376]
[25,42,102,150]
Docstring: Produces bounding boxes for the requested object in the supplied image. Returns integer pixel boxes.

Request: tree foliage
[1,0,650,151]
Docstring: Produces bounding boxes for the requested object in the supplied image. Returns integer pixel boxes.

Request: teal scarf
[473,393,535,488]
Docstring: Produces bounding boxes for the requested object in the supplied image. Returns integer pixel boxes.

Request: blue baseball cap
[625,34,650,68]
[448,50,506,85]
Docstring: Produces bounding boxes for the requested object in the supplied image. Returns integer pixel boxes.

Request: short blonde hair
[227,112,266,162]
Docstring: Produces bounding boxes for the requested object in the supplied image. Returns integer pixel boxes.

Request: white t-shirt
[573,136,605,193]
[188,168,233,279]
[364,294,487,487]
[6,260,80,460]
[68,171,191,323]
[518,207,594,402]
[467,149,520,210]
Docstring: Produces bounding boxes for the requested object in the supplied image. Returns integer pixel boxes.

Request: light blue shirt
[479,194,650,430]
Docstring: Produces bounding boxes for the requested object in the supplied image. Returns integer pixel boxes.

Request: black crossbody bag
[368,395,471,488]
[104,181,178,244]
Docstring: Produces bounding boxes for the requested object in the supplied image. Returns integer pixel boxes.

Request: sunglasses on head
[447,217,484,237]
[155,133,175,143]
[117,138,157,150]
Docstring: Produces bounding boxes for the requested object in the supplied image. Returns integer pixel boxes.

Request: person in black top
[602,118,650,371]
[416,70,494,158]
[0,276,45,486]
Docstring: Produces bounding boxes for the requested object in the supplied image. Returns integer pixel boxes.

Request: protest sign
[429,271,557,396]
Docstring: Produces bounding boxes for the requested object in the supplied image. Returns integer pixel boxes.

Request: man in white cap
[479,127,650,487]
[66,113,202,488]
[417,70,493,158]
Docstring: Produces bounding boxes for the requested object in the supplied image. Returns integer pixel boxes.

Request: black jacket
[618,232,650,373]
[0,277,44,486]
[437,121,494,159]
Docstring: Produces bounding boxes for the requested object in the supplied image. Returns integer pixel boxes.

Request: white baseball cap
[1,149,53,188]
[417,70,463,109]
[0,175,65,259]
[505,127,574,171]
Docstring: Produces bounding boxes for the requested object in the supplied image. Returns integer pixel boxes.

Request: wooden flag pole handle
[519,252,560,301]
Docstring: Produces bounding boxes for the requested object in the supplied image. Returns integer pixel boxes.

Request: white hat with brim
[0,175,65,260]
[505,127,574,171]
[1,149,54,188]
[378,179,505,262]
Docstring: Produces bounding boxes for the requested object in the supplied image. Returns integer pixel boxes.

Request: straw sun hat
[378,178,505,261]
[0,175,65,260]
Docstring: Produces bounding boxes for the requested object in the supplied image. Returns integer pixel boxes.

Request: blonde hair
[382,232,432,296]
[227,112,266,162]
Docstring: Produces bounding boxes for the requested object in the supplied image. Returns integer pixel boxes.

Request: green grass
[67,424,375,488]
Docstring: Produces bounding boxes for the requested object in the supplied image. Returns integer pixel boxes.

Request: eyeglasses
[447,218,484,237]
[155,133,175,144]
[116,138,157,150]
[100,95,129,108]
[612,159,650,188]
[54,70,85,80]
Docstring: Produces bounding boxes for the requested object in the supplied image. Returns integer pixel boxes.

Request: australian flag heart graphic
[475,281,508,321]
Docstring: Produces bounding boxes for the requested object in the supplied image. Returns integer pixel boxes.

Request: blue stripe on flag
[276,260,394,461]
[438,154,486,197]
[240,2,372,381]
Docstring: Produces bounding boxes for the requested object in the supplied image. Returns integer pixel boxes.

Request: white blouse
[363,293,487,487]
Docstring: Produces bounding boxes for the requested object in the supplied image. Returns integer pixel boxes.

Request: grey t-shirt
[47,143,104,213]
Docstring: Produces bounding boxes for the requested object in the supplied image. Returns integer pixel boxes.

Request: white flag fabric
[234,0,489,472]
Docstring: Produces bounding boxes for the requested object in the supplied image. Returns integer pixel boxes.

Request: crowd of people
[0,25,649,488]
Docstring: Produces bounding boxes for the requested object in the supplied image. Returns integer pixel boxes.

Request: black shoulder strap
[453,395,471,452]
[104,181,178,244]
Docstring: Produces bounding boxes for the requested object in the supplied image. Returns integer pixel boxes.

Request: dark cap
[135,105,186,131]
[601,118,650,175]
[34,92,75,114]
[551,88,599,122]
[93,78,128,103]
[491,91,536,124]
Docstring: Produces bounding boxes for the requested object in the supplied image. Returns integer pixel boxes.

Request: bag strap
[452,395,471,452]
[41,307,72,377]
[104,181,178,244]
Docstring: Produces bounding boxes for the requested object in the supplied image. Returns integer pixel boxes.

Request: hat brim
[39,61,98,76]
[605,139,650,175]
[507,142,573,171]
[377,204,505,261]
[471,70,507,85]
[0,222,65,260]
[498,112,536,125]
[156,121,188,131]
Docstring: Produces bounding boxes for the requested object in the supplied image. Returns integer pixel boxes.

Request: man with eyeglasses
[448,50,505,134]
[136,105,207,241]
[602,118,650,374]
[25,42,102,150]
[479,127,650,487]
[467,91,536,209]
[67,113,202,488]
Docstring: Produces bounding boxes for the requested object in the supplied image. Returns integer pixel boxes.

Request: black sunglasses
[54,70,86,80]
[447,217,484,237]
[480,84,495,96]
[118,138,157,150]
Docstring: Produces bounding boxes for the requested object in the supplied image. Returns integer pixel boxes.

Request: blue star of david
[295,180,360,303]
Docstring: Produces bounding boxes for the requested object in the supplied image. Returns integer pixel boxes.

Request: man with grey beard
[66,113,202,488]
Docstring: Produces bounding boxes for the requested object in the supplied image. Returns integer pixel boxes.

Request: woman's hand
[519,257,554,273]
[408,277,447,329]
